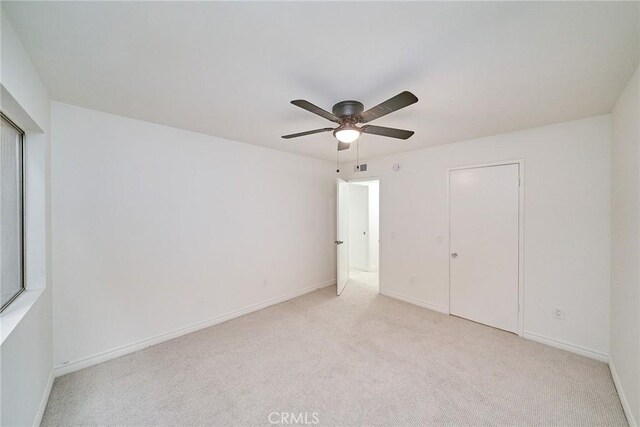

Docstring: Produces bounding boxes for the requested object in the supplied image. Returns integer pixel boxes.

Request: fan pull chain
[356,137,360,171]
[336,145,340,173]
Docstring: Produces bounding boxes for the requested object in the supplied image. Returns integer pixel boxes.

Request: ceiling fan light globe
[334,129,360,143]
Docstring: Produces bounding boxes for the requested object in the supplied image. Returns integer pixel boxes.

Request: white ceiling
[3,1,638,161]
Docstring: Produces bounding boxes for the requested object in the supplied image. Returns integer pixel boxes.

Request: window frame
[0,112,26,313]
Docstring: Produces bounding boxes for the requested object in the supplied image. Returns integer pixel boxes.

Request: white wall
[610,66,639,426]
[341,115,611,360]
[0,9,53,427]
[348,184,369,270]
[51,102,336,371]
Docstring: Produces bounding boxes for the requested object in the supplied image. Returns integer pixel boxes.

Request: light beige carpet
[42,282,627,426]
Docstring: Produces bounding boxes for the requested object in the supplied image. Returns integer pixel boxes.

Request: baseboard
[609,358,637,427]
[523,331,609,362]
[32,370,54,427]
[379,292,608,363]
[380,289,448,314]
[54,280,335,377]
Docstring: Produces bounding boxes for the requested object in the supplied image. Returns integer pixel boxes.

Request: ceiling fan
[282,91,418,150]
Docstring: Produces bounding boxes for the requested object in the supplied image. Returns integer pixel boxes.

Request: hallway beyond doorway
[349,268,379,291]
[346,179,379,294]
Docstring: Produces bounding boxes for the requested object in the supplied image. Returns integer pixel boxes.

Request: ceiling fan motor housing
[332,100,364,120]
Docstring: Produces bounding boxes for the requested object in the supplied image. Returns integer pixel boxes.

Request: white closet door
[336,178,349,295]
[449,164,519,333]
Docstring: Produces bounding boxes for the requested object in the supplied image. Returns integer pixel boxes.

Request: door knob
[335,241,344,245]
[451,253,458,258]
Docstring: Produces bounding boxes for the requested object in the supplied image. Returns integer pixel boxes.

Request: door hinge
[518,178,521,186]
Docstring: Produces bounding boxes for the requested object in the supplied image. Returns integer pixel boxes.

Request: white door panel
[337,179,349,295]
[449,164,519,333]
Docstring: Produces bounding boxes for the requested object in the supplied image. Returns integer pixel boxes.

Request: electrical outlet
[553,306,565,320]
[409,275,415,284]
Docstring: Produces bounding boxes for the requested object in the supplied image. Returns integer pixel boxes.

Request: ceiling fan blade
[337,141,350,151]
[358,91,418,123]
[361,125,414,140]
[291,100,340,123]
[281,128,334,139]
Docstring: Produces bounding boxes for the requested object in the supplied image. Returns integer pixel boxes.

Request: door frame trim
[446,159,525,336]
[347,177,381,294]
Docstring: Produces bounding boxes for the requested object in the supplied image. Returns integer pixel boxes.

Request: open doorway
[347,180,379,292]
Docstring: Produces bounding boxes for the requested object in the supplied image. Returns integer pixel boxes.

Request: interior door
[449,164,519,333]
[336,178,349,295]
